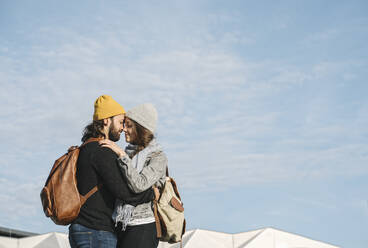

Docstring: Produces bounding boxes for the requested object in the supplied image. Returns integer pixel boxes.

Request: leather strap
[80,184,103,205]
[46,138,103,186]
[153,200,162,238]
[155,166,168,238]
[81,137,104,147]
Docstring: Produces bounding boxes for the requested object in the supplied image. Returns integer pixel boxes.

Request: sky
[0,0,367,247]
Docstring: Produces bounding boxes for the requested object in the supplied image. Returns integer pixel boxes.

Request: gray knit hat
[125,103,158,133]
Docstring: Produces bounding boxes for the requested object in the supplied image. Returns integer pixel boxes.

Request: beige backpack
[153,169,186,244]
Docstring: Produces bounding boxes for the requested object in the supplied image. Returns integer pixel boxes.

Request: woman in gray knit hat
[100,103,167,248]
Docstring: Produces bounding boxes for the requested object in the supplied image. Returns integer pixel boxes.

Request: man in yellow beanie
[69,95,155,248]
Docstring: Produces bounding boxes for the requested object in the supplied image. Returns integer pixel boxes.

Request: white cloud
[2,28,367,190]
[0,177,40,222]
[304,28,340,44]
[1,3,368,239]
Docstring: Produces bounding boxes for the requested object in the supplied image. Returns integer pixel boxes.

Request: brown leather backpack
[40,138,102,225]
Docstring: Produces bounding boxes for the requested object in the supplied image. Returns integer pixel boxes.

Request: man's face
[108,114,125,142]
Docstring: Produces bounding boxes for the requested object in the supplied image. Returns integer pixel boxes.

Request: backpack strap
[153,200,162,238]
[48,138,103,184]
[81,137,104,147]
[154,167,168,238]
[80,183,103,205]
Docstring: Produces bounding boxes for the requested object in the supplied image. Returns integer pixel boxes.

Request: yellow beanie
[93,95,126,120]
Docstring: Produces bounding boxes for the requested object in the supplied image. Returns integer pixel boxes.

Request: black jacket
[73,141,154,232]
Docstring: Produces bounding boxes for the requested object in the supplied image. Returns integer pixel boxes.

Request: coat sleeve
[117,152,167,193]
[91,147,154,206]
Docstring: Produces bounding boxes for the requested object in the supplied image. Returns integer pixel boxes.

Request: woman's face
[123,117,137,144]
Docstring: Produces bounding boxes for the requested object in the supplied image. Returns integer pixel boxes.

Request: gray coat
[118,146,167,224]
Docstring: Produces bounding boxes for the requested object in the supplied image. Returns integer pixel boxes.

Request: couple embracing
[68,95,167,248]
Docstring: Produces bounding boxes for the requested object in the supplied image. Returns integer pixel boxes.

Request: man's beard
[108,122,121,142]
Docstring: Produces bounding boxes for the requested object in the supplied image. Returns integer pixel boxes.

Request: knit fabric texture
[125,103,157,133]
[93,95,125,120]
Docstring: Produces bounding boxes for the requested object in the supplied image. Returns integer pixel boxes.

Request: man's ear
[103,118,110,126]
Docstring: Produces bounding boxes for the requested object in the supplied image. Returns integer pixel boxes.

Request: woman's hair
[81,119,106,142]
[128,118,154,157]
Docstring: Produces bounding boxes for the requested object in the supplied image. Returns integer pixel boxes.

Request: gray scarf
[113,139,162,230]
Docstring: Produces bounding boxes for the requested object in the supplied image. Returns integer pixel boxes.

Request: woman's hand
[99,139,126,157]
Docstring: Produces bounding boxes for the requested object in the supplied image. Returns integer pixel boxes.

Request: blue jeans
[69,223,117,248]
